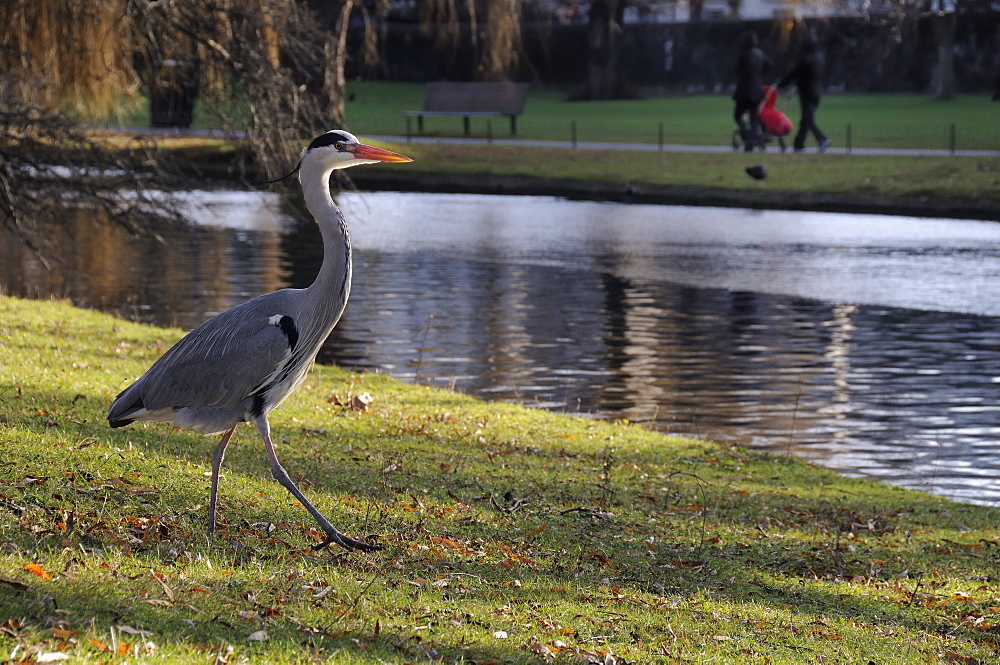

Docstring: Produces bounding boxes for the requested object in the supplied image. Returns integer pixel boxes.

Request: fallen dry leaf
[115,625,153,637]
[328,392,375,411]
[25,563,51,580]
[47,629,79,639]
[350,392,374,410]
[944,653,980,665]
[527,523,549,537]
[89,639,111,652]
[141,599,173,607]
[528,642,556,658]
[247,630,269,642]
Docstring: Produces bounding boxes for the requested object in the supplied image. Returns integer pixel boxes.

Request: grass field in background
[110,81,1000,152]
[343,81,1000,152]
[1,296,999,663]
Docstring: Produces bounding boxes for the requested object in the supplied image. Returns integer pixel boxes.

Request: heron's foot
[313,528,382,553]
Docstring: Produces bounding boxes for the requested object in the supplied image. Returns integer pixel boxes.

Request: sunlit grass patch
[1,296,998,663]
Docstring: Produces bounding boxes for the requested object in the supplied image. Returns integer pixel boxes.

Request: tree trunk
[479,0,521,81]
[322,0,354,126]
[689,0,705,21]
[307,0,354,126]
[586,0,625,100]
[933,11,957,100]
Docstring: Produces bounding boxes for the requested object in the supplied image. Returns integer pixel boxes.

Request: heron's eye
[334,141,345,151]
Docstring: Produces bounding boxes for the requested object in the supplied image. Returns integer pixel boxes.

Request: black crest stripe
[308,131,351,151]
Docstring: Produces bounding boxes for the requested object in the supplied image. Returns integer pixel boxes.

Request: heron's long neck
[300,161,352,328]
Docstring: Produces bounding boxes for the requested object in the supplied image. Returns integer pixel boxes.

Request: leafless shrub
[0,103,186,265]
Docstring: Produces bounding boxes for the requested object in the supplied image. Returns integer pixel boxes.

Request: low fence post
[571,120,577,149]
[658,122,664,151]
[845,123,852,154]
[949,123,956,155]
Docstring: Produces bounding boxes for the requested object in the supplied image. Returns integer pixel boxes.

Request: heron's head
[252,130,411,187]
[302,130,412,172]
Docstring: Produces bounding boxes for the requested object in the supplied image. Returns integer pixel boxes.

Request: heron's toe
[313,530,382,553]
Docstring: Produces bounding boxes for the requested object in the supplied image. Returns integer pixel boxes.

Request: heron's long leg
[207,425,237,535]
[252,417,381,552]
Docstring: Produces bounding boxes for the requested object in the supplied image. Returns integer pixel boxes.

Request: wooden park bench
[403,81,529,136]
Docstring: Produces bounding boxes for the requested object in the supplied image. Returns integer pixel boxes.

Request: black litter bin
[150,60,197,129]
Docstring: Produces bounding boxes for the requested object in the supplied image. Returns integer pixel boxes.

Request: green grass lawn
[112,80,1000,152]
[2,295,998,663]
[343,81,1000,152]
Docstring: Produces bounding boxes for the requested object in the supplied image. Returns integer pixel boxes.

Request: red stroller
[732,85,793,152]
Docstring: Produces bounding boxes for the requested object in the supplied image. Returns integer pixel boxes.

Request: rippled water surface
[3,190,999,505]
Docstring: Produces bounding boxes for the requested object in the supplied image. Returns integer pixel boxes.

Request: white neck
[298,157,352,326]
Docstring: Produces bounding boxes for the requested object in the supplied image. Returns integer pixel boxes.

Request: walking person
[779,30,830,152]
[733,30,771,152]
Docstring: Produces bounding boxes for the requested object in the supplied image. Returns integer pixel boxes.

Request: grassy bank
[362,142,1000,200]
[148,135,1000,219]
[1,296,998,663]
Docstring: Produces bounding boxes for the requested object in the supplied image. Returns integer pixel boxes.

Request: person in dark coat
[733,30,771,152]
[779,30,830,152]
[992,51,1000,101]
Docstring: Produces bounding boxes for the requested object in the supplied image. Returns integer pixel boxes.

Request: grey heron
[108,130,411,552]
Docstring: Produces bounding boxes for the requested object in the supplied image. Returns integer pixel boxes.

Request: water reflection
[2,190,999,505]
[0,194,290,328]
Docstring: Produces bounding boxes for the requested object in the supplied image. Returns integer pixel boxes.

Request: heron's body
[108,131,410,552]
[109,287,339,434]
[108,201,350,435]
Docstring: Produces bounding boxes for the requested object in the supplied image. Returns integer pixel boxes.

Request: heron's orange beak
[352,143,413,163]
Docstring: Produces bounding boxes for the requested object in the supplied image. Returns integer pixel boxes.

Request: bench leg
[463,116,470,135]
[509,115,517,136]
[417,115,424,134]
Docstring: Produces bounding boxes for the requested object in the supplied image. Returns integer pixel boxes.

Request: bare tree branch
[0,102,187,261]
[127,0,333,177]
[1,0,346,256]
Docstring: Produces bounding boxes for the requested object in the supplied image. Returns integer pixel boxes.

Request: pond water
[3,190,999,506]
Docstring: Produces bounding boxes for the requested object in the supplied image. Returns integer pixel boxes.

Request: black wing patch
[251,392,267,419]
[272,315,299,352]
[250,315,301,419]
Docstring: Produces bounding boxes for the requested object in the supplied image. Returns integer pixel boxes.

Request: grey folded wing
[136,309,294,413]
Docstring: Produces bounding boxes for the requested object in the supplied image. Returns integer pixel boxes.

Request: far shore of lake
[350,167,1000,222]
[153,135,1000,222]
